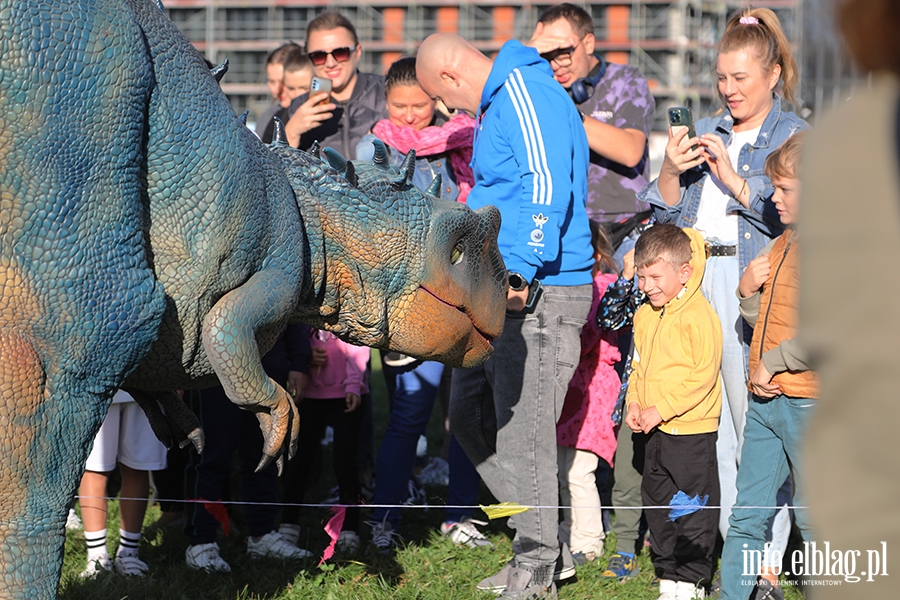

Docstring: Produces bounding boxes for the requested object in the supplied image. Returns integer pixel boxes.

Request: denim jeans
[702,255,790,559]
[720,394,815,600]
[450,283,592,578]
[371,361,482,528]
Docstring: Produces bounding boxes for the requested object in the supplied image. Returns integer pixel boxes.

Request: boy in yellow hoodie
[625,223,722,600]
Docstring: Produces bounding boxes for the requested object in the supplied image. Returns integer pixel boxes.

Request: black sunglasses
[308,46,357,66]
[539,46,575,64]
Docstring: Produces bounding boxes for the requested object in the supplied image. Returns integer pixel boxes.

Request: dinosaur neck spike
[371,139,390,168]
[309,141,321,158]
[154,0,166,12]
[426,173,442,198]
[271,117,288,146]
[344,161,358,187]
[323,147,348,173]
[238,110,249,126]
[210,59,229,82]
[392,149,417,188]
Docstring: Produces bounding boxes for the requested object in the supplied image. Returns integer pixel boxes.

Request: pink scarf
[371,113,475,203]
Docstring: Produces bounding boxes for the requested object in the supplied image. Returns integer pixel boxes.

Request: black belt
[705,243,737,258]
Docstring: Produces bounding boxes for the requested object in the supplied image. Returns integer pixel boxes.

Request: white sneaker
[674,580,706,599]
[186,542,232,573]
[440,519,494,548]
[247,531,312,560]
[277,523,300,546]
[336,530,360,554]
[66,508,83,532]
[113,553,149,577]
[79,555,112,579]
[657,579,678,600]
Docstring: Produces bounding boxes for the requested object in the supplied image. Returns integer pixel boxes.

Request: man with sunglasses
[284,11,386,158]
[530,3,655,229]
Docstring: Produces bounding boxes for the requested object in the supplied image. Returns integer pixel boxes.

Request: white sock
[116,529,141,558]
[84,529,108,563]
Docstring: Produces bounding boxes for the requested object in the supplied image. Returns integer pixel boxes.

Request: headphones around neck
[570,55,608,105]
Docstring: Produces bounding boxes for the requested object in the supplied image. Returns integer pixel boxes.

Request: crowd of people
[68,3,835,600]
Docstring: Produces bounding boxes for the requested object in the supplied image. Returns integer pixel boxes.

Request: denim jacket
[638,95,808,273]
[356,133,461,202]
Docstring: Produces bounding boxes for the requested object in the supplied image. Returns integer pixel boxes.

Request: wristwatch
[507,271,529,291]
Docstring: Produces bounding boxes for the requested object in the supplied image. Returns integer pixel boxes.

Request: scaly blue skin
[0,1,506,597]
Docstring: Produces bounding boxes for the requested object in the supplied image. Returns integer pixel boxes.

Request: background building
[163,0,856,129]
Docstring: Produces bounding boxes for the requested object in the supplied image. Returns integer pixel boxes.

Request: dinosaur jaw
[387,285,499,368]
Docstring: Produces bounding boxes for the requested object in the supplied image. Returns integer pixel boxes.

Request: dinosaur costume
[0,1,506,597]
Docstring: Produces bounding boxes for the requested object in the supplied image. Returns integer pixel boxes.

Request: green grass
[58,352,808,599]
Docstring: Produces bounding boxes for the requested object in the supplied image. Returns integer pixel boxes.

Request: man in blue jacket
[418,33,593,599]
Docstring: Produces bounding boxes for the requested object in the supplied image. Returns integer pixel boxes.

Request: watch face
[508,272,526,291]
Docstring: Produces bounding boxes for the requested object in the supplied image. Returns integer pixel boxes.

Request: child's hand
[738,255,771,298]
[345,392,361,413]
[310,346,328,367]
[749,362,780,398]
[622,249,636,280]
[638,406,663,433]
[287,371,308,402]
[625,403,642,433]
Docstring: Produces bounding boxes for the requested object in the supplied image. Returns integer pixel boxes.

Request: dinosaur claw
[185,427,205,454]
[256,453,275,473]
[276,455,284,477]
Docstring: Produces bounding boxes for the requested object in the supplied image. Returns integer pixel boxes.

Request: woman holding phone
[638,7,807,594]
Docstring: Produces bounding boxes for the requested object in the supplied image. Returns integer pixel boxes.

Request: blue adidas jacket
[467,40,593,287]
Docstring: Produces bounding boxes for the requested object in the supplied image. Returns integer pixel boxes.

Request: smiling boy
[626,223,722,600]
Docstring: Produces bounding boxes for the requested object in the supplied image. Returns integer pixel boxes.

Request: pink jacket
[556,271,621,465]
[305,331,370,400]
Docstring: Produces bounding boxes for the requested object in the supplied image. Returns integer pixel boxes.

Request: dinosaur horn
[308,141,321,158]
[426,173,442,198]
[154,0,166,12]
[392,149,417,187]
[323,147,348,173]
[344,161,359,187]
[210,59,229,82]
[371,139,390,168]
[237,110,249,126]
[270,117,288,146]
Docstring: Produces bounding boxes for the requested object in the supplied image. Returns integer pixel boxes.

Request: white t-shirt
[693,126,761,244]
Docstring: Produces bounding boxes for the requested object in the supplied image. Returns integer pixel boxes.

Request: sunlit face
[637,258,691,308]
[282,67,312,103]
[771,175,800,226]
[387,84,436,131]
[266,63,285,103]
[539,18,595,88]
[717,49,781,130]
[306,27,361,94]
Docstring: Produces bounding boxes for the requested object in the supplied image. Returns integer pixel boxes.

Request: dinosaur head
[269,136,506,368]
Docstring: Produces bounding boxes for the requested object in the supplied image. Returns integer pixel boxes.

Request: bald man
[418,33,593,600]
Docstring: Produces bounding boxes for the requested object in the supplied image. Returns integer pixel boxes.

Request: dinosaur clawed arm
[201,269,301,474]
[127,389,205,454]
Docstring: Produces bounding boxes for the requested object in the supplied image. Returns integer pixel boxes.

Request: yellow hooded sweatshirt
[626,227,722,435]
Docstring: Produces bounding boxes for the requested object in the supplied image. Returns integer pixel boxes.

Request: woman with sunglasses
[283,11,387,159]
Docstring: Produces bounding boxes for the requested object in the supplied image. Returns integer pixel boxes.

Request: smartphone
[667,106,697,150]
[310,76,332,104]
[524,279,543,311]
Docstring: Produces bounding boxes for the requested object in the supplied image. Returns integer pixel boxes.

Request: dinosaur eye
[450,241,465,265]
